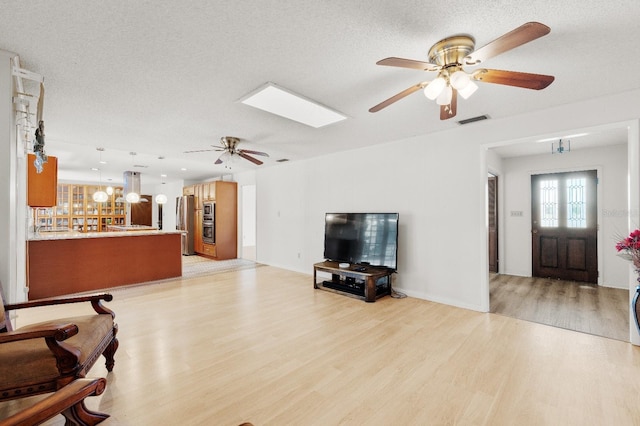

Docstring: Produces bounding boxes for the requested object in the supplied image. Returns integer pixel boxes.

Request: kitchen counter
[27,231,183,299]
[106,225,158,232]
[28,229,183,241]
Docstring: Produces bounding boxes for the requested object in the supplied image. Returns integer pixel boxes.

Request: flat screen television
[323,213,399,271]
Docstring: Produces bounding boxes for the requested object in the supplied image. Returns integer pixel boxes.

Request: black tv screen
[324,213,399,271]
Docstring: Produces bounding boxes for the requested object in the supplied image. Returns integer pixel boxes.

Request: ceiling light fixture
[240,82,347,128]
[92,148,109,202]
[436,85,453,106]
[424,68,479,106]
[155,156,167,205]
[552,139,571,154]
[424,75,446,100]
[124,152,141,203]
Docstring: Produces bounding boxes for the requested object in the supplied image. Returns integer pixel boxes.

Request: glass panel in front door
[539,179,559,227]
[566,177,587,228]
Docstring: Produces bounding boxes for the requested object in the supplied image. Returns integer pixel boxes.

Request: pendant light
[92,148,109,202]
[124,152,141,203]
[155,156,167,205]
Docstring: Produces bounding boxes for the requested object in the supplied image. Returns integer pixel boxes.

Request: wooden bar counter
[27,230,183,299]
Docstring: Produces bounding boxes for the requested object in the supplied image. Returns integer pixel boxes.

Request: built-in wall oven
[203,220,214,244]
[203,202,215,244]
[203,202,214,221]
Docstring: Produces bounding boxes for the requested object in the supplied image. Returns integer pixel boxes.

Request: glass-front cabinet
[33,184,126,233]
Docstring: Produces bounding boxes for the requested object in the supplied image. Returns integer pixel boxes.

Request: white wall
[0,49,27,303]
[234,89,640,345]
[499,144,628,288]
[233,170,256,259]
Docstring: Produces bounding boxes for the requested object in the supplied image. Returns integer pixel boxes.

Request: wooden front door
[531,170,597,283]
[488,175,498,273]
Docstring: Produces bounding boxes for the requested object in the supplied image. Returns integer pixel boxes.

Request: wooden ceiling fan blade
[440,88,457,120]
[369,82,428,113]
[377,57,440,72]
[464,22,550,65]
[238,151,263,165]
[474,69,554,90]
[240,149,269,157]
[214,152,225,164]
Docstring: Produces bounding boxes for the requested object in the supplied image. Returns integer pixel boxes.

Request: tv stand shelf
[313,261,393,302]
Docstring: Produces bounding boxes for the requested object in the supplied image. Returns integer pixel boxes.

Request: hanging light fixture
[124,152,141,203]
[93,148,109,202]
[155,193,168,204]
[155,156,167,205]
[552,139,571,154]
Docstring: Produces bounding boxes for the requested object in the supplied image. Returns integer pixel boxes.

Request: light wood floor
[2,266,640,425]
[490,274,629,341]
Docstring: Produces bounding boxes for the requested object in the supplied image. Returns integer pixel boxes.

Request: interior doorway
[242,185,256,261]
[484,122,638,343]
[488,174,498,273]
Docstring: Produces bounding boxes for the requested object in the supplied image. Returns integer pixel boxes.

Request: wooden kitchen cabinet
[201,183,209,203]
[194,209,204,253]
[33,184,125,232]
[202,243,216,257]
[184,180,237,259]
[213,181,237,260]
[195,184,204,209]
[27,153,58,207]
[183,185,195,197]
[206,181,216,200]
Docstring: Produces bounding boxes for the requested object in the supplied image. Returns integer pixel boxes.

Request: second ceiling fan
[369,22,555,120]
[184,136,269,166]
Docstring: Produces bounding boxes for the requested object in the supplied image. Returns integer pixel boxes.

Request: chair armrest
[0,323,78,344]
[5,293,115,318]
[0,378,108,426]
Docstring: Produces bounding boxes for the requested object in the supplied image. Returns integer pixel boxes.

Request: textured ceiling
[1,0,639,185]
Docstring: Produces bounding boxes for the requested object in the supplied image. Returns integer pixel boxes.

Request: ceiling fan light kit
[436,85,453,106]
[424,77,446,100]
[370,22,555,120]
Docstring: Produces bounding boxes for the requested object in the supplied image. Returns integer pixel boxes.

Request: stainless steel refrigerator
[176,195,195,255]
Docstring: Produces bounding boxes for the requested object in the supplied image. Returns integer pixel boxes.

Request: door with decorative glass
[531,170,597,283]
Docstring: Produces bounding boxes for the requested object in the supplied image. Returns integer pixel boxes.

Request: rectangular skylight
[240,82,347,128]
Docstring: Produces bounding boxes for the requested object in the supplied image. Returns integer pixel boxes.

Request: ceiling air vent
[457,114,490,125]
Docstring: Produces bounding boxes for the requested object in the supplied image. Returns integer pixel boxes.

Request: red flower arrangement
[616,229,640,268]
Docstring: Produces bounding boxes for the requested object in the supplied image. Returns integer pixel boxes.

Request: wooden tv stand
[313,261,393,302]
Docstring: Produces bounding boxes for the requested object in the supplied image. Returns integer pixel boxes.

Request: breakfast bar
[27,229,183,299]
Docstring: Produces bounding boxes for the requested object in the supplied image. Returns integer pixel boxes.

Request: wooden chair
[0,288,118,423]
[0,378,108,425]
